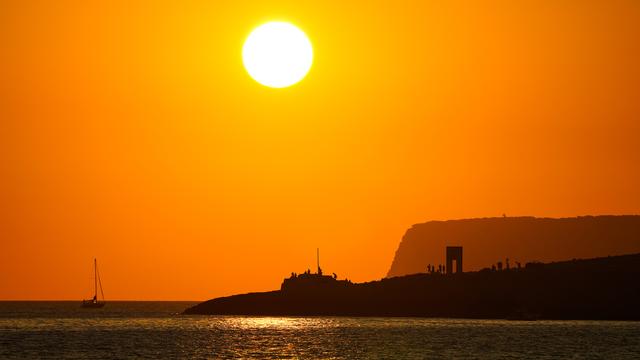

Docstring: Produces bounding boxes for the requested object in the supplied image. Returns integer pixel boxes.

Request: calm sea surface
[1,301,639,359]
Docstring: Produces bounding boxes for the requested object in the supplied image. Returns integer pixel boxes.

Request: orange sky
[1,0,639,300]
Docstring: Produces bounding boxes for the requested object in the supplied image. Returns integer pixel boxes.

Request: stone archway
[446,246,463,274]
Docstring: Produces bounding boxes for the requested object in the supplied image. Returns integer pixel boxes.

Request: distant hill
[387,215,640,278]
[184,253,640,320]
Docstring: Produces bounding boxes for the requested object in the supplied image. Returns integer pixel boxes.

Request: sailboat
[81,258,105,308]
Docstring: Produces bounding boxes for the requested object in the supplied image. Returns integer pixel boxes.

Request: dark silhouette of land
[184,253,640,320]
[388,215,640,277]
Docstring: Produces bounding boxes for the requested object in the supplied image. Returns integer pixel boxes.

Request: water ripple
[0,302,639,359]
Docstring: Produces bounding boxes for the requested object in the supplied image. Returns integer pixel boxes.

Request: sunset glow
[1,1,639,301]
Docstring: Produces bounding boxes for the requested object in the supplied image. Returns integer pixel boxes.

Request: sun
[242,22,313,88]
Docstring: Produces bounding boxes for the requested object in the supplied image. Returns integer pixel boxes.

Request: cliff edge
[387,215,640,278]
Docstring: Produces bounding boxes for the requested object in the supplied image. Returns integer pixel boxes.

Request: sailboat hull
[81,300,105,308]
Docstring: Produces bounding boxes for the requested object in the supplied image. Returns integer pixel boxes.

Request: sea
[1,301,639,359]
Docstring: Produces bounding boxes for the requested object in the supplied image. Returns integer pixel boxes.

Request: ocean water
[1,302,639,359]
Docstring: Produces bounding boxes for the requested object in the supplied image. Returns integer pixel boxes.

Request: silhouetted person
[491,264,496,271]
[506,258,510,270]
[497,262,503,271]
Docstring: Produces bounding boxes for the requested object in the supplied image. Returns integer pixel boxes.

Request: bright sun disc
[242,22,313,88]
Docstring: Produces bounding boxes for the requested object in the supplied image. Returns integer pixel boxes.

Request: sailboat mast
[94,258,97,298]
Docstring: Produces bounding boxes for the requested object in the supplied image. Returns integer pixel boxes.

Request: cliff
[387,215,640,278]
[184,253,640,319]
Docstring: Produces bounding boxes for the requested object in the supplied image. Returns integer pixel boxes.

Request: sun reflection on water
[220,316,329,330]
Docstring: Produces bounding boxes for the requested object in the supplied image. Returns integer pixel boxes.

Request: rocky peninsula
[184,253,640,320]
